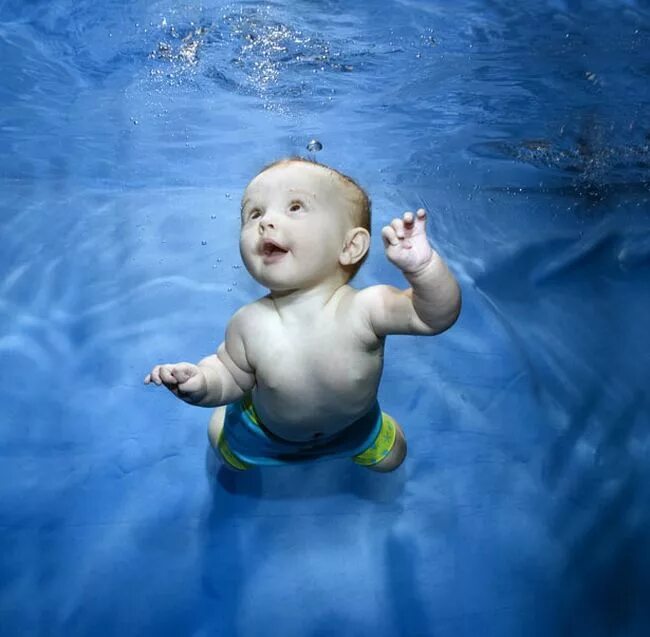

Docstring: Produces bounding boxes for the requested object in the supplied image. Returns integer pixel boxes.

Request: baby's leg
[207,406,227,451]
[208,406,249,471]
[365,422,407,473]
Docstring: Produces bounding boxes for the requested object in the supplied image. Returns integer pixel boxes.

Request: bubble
[306,139,322,152]
[211,214,217,219]
[201,240,207,245]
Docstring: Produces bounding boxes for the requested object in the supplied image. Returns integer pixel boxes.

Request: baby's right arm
[144,310,255,407]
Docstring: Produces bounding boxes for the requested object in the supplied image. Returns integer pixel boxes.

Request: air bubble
[201,240,207,245]
[306,139,322,152]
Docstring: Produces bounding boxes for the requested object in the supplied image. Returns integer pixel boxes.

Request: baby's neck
[268,278,348,323]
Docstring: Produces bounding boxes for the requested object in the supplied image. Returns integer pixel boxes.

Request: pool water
[1,1,649,636]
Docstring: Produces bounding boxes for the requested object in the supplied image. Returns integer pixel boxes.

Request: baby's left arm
[357,209,461,338]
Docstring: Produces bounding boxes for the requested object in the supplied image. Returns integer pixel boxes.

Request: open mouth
[261,240,288,259]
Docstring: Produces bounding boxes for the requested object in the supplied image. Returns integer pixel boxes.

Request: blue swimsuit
[216,393,397,470]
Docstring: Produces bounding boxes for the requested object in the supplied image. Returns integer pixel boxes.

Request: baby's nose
[259,210,280,231]
[259,218,275,232]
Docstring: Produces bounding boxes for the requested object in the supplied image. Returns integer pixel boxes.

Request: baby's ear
[339,227,370,266]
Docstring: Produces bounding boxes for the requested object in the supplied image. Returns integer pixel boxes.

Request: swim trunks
[216,394,397,471]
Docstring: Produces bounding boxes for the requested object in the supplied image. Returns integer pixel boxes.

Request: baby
[144,158,461,472]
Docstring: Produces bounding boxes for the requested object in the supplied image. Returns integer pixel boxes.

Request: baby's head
[239,158,371,292]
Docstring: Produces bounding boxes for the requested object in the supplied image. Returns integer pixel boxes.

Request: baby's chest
[249,325,372,389]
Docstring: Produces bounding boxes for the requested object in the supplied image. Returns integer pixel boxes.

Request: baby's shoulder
[226,297,274,336]
[230,297,266,321]
[337,284,379,316]
[333,285,384,347]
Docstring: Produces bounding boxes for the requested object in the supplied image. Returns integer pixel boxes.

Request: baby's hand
[381,208,434,274]
[144,362,207,404]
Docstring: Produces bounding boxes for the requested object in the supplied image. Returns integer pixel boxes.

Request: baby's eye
[288,201,303,212]
[249,208,262,219]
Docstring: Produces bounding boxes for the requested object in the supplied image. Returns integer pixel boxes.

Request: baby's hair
[256,156,372,281]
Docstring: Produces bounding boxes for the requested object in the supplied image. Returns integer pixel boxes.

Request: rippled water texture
[1,1,649,636]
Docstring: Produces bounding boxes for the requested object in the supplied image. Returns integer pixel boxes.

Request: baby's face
[239,162,356,291]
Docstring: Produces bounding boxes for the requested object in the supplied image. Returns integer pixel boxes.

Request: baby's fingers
[403,211,415,227]
[404,208,426,227]
[381,225,399,247]
[177,372,204,395]
[144,365,163,385]
[390,217,406,239]
[159,366,178,386]
[171,363,197,384]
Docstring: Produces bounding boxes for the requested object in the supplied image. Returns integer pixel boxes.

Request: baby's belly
[252,369,382,442]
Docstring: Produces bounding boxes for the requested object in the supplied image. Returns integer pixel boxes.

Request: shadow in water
[385,531,431,637]
[545,390,650,636]
[204,443,408,504]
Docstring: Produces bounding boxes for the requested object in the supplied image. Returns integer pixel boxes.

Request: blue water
[1,1,649,636]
